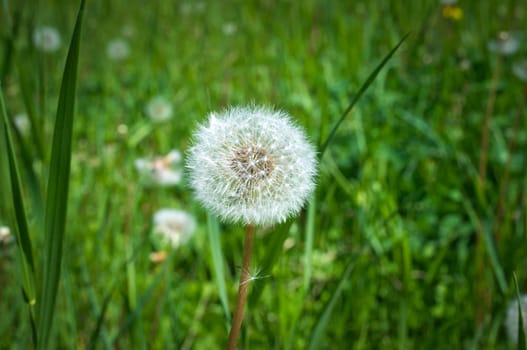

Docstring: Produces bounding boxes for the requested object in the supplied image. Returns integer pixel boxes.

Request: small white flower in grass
[0,226,12,245]
[135,150,183,186]
[153,209,196,248]
[487,31,520,56]
[513,60,527,82]
[505,294,527,344]
[145,96,173,123]
[187,106,317,226]
[33,26,61,52]
[106,38,130,61]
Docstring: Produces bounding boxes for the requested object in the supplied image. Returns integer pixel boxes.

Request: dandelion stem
[227,224,255,350]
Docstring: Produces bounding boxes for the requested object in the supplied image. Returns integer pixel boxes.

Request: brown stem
[227,224,255,350]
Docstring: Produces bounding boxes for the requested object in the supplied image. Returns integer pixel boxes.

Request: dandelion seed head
[106,38,130,61]
[0,226,12,245]
[135,150,183,187]
[505,294,527,343]
[513,60,527,82]
[488,31,520,56]
[153,209,196,248]
[33,26,61,52]
[187,106,317,226]
[145,96,173,123]
[13,113,30,135]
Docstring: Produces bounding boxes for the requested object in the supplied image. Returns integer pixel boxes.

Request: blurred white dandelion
[0,226,12,245]
[505,295,527,343]
[152,209,196,248]
[135,150,183,186]
[487,31,520,56]
[33,26,61,52]
[13,113,30,135]
[222,22,237,35]
[106,38,130,61]
[187,106,317,226]
[513,60,527,82]
[145,96,173,123]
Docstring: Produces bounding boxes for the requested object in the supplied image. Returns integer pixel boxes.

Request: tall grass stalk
[37,1,85,348]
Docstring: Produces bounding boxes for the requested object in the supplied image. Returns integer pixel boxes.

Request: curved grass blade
[37,1,86,348]
[513,273,526,350]
[0,86,38,345]
[319,32,410,158]
[206,213,231,327]
[308,261,354,350]
[303,193,316,292]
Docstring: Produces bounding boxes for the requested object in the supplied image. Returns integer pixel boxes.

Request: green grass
[1,0,527,348]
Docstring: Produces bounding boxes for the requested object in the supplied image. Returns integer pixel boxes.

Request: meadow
[1,0,527,349]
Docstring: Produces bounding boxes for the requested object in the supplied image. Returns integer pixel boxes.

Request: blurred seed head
[487,31,520,56]
[13,113,30,135]
[513,60,527,82]
[187,106,317,226]
[106,38,130,61]
[0,226,12,245]
[152,209,196,248]
[33,26,61,52]
[145,96,173,123]
[505,295,527,343]
[135,150,183,186]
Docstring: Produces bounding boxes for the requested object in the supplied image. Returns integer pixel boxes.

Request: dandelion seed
[487,31,520,56]
[187,106,317,226]
[152,209,196,248]
[504,295,527,344]
[513,60,527,82]
[135,150,183,186]
[106,38,130,61]
[33,26,61,52]
[145,96,173,123]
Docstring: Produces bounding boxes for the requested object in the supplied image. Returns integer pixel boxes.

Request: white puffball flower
[513,60,527,82]
[153,209,196,248]
[106,38,130,61]
[135,150,183,186]
[145,96,173,123]
[187,106,317,226]
[504,294,527,343]
[0,226,12,245]
[33,26,61,52]
[13,113,30,135]
[487,31,520,56]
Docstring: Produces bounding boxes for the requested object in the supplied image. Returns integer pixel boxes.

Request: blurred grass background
[1,0,527,348]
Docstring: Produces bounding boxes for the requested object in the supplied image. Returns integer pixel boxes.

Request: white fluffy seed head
[187,106,317,226]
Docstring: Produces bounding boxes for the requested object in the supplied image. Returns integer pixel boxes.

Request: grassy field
[1,0,527,348]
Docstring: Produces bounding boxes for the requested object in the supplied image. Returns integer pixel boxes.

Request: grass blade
[206,213,231,327]
[0,86,38,344]
[37,1,86,348]
[513,273,526,350]
[308,261,354,350]
[303,193,316,292]
[319,32,410,158]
